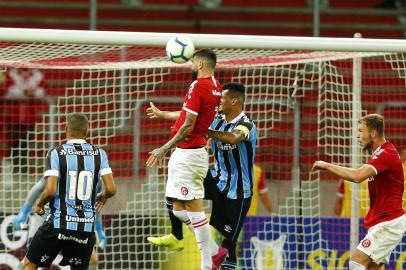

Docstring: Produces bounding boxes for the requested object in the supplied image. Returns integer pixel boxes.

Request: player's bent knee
[349,260,366,270]
[173,210,189,222]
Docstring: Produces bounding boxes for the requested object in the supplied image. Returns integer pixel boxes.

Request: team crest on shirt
[212,90,221,96]
[362,239,371,248]
[181,186,189,196]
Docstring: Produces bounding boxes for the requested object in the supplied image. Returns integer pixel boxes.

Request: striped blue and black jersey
[44,139,112,232]
[210,112,257,199]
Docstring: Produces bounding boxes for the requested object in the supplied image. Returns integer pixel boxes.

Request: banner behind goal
[0,31,405,270]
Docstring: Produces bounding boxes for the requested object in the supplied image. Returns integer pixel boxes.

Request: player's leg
[23,221,62,270]
[367,262,384,270]
[175,147,217,270]
[167,196,185,240]
[182,198,213,270]
[352,215,406,270]
[348,249,369,269]
[147,168,218,250]
[147,197,185,251]
[210,196,251,270]
[88,247,98,270]
[22,257,37,270]
[59,231,96,270]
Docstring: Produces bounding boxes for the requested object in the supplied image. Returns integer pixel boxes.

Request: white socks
[188,211,212,270]
[173,210,194,231]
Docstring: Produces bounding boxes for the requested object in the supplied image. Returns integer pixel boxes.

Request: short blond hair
[358,114,385,136]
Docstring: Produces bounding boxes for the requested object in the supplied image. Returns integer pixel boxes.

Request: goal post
[0,28,405,270]
[2,27,406,52]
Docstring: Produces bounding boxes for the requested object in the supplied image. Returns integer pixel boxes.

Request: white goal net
[0,30,405,270]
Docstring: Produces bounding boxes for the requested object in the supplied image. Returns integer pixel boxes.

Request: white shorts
[357,215,406,265]
[165,147,208,200]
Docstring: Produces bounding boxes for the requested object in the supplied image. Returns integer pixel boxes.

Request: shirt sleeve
[99,148,112,176]
[367,149,390,175]
[183,83,202,115]
[44,149,59,177]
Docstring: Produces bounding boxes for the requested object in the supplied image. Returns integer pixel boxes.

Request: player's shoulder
[48,145,62,156]
[379,142,399,156]
[372,142,400,161]
[195,77,219,88]
[236,114,255,128]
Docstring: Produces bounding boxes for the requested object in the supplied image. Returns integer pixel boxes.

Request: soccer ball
[166,36,195,64]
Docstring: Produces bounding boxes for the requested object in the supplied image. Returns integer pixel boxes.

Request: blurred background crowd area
[0,0,406,38]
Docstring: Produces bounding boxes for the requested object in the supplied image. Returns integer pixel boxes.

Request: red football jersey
[364,141,405,228]
[171,76,222,148]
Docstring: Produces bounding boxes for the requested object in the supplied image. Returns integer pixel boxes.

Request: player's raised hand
[312,160,328,171]
[146,102,162,119]
[146,147,168,167]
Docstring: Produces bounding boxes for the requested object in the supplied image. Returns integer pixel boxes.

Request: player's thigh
[25,221,62,268]
[184,198,204,212]
[172,198,204,212]
[210,196,251,241]
[59,231,96,270]
[350,248,370,266]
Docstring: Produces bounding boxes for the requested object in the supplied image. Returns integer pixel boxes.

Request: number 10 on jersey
[68,170,93,201]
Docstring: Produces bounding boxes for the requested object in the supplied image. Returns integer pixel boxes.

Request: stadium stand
[0,0,404,37]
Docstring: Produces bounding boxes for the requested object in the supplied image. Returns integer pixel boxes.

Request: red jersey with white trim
[171,76,222,148]
[364,141,404,228]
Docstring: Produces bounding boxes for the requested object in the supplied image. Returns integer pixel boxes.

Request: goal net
[0,30,405,270]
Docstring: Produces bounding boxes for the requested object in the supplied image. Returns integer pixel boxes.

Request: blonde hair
[358,114,385,136]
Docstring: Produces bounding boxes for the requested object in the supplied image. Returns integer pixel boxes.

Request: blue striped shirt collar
[222,111,246,124]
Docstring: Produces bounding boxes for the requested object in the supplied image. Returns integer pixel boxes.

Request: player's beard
[362,136,373,151]
[192,69,198,81]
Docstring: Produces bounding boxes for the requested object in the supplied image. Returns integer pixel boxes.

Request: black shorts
[204,172,252,242]
[25,220,95,270]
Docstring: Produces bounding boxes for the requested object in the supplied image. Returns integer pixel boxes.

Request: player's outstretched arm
[312,161,376,183]
[146,111,196,167]
[146,102,180,121]
[13,177,46,230]
[34,176,58,216]
[208,128,246,144]
[95,213,107,249]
